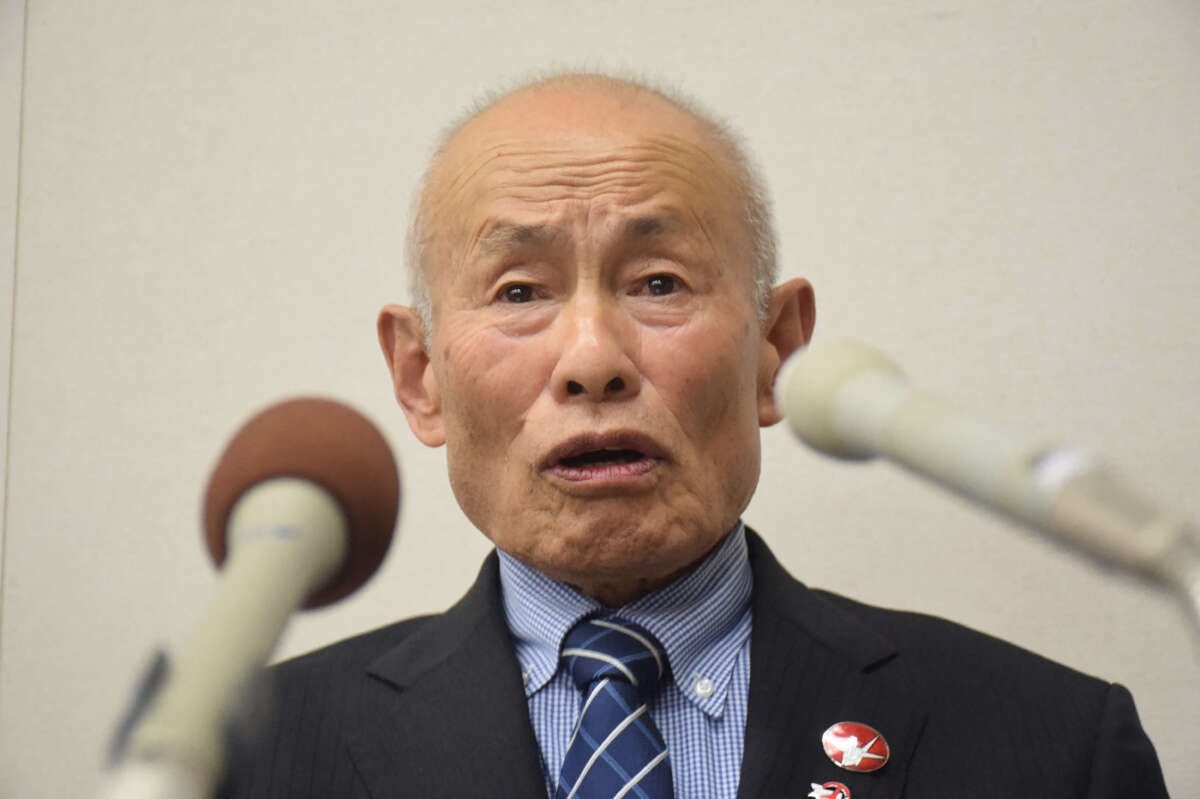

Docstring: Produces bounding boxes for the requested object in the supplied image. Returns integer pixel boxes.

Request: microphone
[103,398,400,799]
[775,338,1200,632]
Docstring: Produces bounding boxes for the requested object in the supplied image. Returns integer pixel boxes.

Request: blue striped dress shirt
[498,523,754,799]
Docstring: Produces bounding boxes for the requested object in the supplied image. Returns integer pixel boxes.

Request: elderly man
[221,74,1166,798]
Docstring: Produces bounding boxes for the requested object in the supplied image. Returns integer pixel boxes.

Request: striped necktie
[555,617,675,799]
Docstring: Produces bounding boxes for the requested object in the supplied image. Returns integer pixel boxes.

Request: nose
[550,298,640,403]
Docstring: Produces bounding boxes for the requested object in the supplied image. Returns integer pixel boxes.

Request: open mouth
[545,433,664,484]
[559,448,647,468]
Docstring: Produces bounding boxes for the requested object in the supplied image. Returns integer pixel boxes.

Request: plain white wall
[2,1,1198,796]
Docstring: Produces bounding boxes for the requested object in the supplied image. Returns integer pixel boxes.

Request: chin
[546,521,708,592]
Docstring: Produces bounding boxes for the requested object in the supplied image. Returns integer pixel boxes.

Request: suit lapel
[346,554,547,799]
[335,534,927,799]
[738,531,928,799]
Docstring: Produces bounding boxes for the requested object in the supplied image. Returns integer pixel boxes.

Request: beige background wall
[2,1,1198,796]
[1,0,24,619]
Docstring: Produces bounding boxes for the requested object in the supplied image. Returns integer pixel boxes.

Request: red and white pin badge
[821,721,890,773]
[808,781,851,799]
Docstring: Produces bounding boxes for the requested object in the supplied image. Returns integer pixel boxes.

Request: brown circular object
[203,397,400,608]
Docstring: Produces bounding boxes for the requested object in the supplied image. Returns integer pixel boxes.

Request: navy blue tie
[555,617,674,799]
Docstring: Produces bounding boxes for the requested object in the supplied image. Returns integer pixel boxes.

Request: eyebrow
[477,224,569,257]
[623,213,684,239]
[475,213,686,258]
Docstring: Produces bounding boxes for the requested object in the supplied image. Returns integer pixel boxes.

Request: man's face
[385,87,807,604]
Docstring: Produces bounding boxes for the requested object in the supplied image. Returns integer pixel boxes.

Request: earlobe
[377,304,446,446]
[757,278,816,427]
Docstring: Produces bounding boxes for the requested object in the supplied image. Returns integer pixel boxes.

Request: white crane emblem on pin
[821,721,890,773]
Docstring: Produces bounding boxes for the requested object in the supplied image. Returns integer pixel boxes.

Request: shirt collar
[498,522,753,718]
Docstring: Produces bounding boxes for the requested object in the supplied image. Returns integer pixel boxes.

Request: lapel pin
[808,782,851,799]
[821,721,890,773]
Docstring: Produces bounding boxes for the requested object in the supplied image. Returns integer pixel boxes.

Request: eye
[499,283,536,303]
[644,274,678,296]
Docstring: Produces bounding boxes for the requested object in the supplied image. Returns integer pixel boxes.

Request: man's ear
[757,277,816,426]
[377,304,446,447]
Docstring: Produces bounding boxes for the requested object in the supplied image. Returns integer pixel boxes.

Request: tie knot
[561,617,667,700]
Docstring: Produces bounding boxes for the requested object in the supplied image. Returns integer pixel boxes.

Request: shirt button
[522,671,530,685]
[693,677,715,698]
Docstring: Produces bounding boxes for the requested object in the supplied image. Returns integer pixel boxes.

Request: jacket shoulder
[745,530,1167,796]
[813,588,1100,684]
[271,614,438,681]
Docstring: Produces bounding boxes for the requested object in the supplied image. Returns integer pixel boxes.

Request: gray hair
[406,72,779,339]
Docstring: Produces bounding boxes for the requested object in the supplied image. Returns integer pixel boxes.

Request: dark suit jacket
[222,531,1168,798]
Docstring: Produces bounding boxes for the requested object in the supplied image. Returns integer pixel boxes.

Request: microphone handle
[102,478,347,798]
[841,370,1196,585]
[782,339,1200,635]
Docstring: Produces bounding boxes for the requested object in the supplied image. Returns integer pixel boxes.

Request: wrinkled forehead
[419,87,750,278]
[439,83,731,182]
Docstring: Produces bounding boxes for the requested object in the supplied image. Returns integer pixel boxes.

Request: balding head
[406,73,778,337]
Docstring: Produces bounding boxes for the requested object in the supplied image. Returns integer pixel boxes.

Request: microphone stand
[1050,459,1200,641]
[99,479,348,799]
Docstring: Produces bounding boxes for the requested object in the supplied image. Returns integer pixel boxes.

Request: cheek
[434,326,554,512]
[437,327,538,434]
[658,322,760,440]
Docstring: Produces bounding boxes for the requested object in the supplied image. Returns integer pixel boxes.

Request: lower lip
[548,457,659,484]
